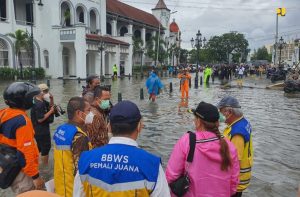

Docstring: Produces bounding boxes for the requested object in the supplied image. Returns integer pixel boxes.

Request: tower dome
[170,19,179,33]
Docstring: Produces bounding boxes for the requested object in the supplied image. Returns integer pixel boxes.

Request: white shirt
[238,67,245,75]
[73,137,171,197]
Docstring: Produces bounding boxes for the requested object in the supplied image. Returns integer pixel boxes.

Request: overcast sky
[120,0,300,52]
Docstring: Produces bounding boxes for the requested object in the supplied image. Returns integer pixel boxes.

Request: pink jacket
[166,131,240,197]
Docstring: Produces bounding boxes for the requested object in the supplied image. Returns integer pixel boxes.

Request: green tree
[205,32,249,63]
[146,35,167,65]
[252,46,271,62]
[7,29,31,77]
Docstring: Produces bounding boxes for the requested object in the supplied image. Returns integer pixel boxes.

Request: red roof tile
[107,0,161,28]
[86,34,129,46]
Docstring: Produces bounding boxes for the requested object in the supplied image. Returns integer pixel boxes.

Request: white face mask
[84,111,94,124]
[43,93,51,102]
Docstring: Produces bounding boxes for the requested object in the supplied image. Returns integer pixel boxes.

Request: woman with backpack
[166,102,240,197]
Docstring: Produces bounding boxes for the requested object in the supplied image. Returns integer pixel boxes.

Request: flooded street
[1,74,300,197]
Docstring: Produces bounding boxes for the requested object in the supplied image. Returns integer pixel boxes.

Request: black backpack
[0,111,22,189]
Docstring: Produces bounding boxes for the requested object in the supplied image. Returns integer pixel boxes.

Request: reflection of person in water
[145,70,164,102]
[178,98,189,112]
[178,68,191,99]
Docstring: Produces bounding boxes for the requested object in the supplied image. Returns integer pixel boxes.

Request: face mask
[43,93,51,102]
[84,111,94,124]
[32,98,35,105]
[219,112,226,123]
[99,100,110,110]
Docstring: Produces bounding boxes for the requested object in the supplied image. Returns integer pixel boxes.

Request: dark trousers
[231,192,243,197]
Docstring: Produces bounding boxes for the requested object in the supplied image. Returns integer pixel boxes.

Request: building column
[75,44,87,78]
[112,19,117,36]
[128,23,133,35]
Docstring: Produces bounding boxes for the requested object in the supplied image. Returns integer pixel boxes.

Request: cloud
[120,0,300,50]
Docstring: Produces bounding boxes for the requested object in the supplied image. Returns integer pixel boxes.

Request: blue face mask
[219,112,225,123]
[99,100,110,110]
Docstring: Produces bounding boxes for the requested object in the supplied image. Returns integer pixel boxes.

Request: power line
[121,0,300,12]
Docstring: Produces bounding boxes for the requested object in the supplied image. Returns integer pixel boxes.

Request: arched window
[146,33,152,42]
[61,2,72,26]
[43,50,49,68]
[0,0,7,21]
[134,30,141,39]
[89,10,97,34]
[120,26,128,37]
[0,38,9,67]
[76,6,85,23]
[107,23,112,35]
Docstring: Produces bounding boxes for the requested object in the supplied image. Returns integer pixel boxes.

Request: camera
[54,104,66,117]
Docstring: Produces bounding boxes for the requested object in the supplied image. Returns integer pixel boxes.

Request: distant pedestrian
[237,66,245,87]
[146,70,164,102]
[82,75,100,97]
[218,96,254,197]
[166,102,240,196]
[113,64,118,78]
[178,68,191,99]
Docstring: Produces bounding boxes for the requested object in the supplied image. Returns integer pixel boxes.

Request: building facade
[0,0,177,78]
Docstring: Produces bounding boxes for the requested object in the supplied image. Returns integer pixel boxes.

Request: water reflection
[0,75,300,197]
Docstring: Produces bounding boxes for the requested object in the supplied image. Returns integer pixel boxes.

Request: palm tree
[7,29,31,79]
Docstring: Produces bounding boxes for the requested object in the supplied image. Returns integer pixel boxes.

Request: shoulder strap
[187,131,196,163]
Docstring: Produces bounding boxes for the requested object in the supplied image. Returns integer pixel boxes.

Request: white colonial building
[0,0,179,78]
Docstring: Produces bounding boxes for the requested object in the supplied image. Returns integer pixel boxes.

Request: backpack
[0,110,22,189]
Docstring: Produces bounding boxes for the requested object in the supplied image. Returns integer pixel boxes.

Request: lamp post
[98,37,106,82]
[30,0,43,81]
[278,36,286,70]
[30,0,44,66]
[191,30,206,68]
[295,39,300,64]
[139,47,145,77]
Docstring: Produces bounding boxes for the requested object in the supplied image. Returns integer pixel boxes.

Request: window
[107,23,112,35]
[0,0,7,21]
[44,50,49,68]
[0,39,9,67]
[120,26,128,37]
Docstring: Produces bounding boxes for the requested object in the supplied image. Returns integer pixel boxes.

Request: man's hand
[33,176,45,190]
[49,105,55,114]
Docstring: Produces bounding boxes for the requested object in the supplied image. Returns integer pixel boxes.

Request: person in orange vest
[0,82,44,194]
[178,68,191,99]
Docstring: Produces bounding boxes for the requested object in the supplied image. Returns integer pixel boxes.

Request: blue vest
[79,143,161,194]
[53,123,78,149]
[230,117,252,143]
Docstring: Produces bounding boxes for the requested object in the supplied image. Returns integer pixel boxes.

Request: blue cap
[217,96,241,109]
[109,101,141,124]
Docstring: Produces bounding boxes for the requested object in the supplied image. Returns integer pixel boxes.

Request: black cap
[109,101,141,124]
[192,101,219,122]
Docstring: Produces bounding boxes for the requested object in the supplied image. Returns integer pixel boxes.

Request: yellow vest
[223,117,253,192]
[53,124,92,197]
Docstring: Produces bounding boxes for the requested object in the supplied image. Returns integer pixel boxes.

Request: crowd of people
[0,75,254,197]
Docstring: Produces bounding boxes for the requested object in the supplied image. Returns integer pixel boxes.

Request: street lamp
[30,0,44,67]
[191,30,206,67]
[295,39,300,64]
[139,47,145,77]
[98,37,106,82]
[278,36,286,70]
[29,0,43,82]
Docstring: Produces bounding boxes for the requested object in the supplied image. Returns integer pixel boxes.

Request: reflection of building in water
[0,0,179,78]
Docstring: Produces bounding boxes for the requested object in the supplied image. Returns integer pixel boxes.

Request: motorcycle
[270,70,286,83]
[284,79,300,93]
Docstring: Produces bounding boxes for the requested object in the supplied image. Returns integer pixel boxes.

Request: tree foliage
[200,32,249,63]
[146,35,167,64]
[251,46,271,62]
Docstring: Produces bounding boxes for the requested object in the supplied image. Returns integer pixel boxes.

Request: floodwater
[0,73,300,197]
